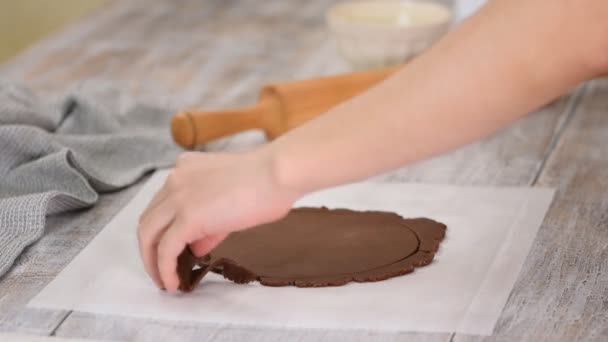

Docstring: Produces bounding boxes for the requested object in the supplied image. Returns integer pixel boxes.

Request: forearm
[263,0,608,195]
[140,0,608,290]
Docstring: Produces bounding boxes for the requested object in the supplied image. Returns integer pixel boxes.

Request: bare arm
[269,0,608,193]
[137,0,608,292]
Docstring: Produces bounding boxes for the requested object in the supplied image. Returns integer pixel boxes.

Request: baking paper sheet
[29,170,554,335]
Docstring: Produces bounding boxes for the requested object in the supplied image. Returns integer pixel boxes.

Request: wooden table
[0,1,606,341]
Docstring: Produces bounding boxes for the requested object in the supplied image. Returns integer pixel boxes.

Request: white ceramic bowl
[327,0,452,69]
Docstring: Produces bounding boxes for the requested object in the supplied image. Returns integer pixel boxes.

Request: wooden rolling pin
[171,66,399,149]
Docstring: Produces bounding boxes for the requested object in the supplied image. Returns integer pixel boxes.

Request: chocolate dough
[177,207,446,292]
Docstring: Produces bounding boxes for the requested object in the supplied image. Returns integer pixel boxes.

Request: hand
[137,148,298,292]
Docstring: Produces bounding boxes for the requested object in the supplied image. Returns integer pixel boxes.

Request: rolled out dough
[177,207,446,292]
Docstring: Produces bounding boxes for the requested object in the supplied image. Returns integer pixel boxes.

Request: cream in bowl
[327,1,452,69]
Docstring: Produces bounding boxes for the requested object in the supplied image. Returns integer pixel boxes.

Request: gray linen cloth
[0,82,181,277]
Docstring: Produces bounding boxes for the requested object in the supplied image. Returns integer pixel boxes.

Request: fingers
[138,158,208,291]
[137,198,176,289]
[157,217,197,292]
[190,233,228,257]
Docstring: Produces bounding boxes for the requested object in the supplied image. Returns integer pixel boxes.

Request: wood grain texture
[0,0,604,341]
[454,79,608,342]
[0,332,116,342]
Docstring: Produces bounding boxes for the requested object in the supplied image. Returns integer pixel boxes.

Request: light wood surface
[0,332,116,342]
[0,1,606,341]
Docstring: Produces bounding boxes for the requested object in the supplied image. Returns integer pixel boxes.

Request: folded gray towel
[0,82,182,278]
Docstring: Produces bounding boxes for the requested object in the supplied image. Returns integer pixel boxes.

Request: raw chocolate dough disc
[177,207,446,292]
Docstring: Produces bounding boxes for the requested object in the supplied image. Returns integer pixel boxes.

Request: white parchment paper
[29,170,555,335]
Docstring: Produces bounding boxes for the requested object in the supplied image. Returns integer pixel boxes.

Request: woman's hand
[137,148,298,292]
[137,0,608,293]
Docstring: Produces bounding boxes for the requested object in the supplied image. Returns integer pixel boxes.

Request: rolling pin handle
[171,111,197,149]
[171,101,273,149]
